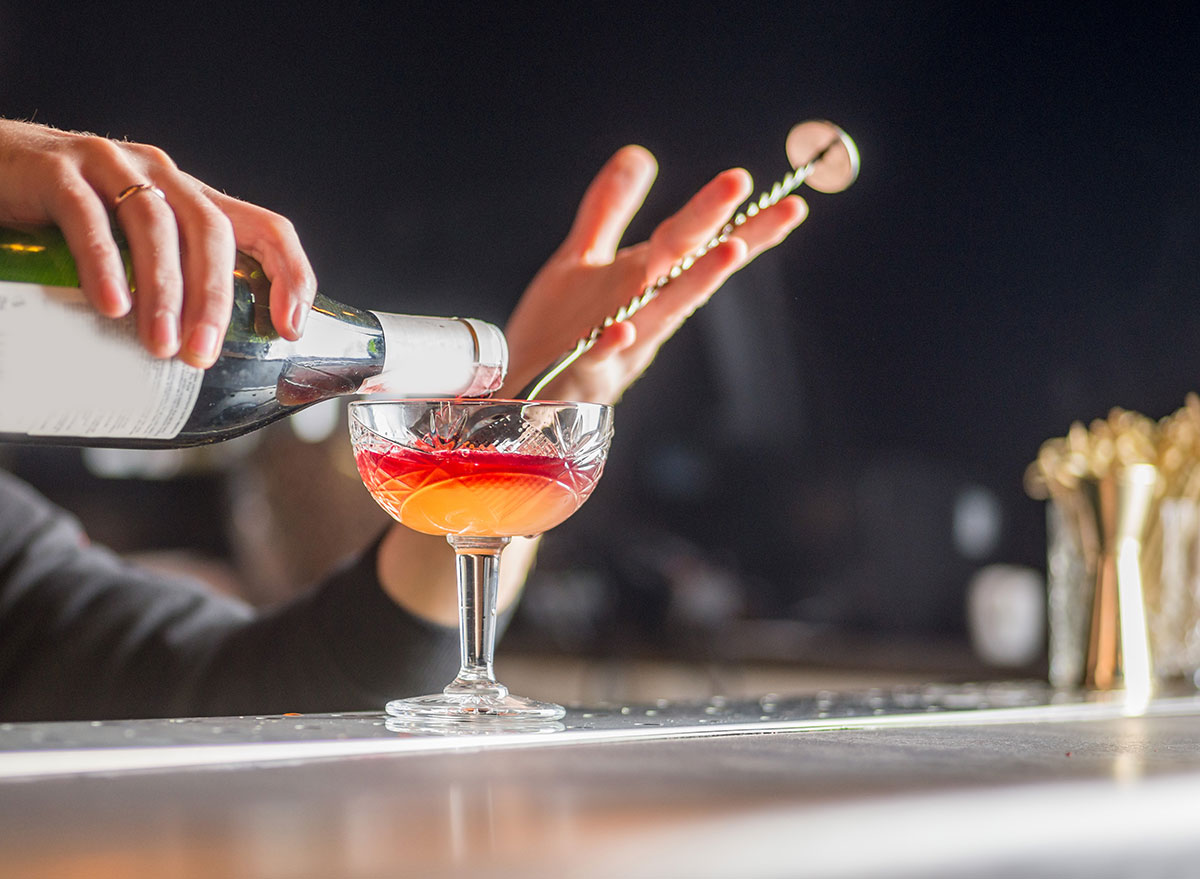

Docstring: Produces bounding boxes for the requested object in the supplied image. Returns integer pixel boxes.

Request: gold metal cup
[1049,464,1159,710]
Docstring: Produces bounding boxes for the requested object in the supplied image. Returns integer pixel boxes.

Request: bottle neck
[360,312,507,398]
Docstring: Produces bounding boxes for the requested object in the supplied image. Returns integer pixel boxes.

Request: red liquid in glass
[355,445,604,537]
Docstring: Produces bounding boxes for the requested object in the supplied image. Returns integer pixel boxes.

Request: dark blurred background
[2,3,1198,674]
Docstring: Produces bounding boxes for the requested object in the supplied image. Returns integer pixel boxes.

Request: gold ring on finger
[113,183,167,209]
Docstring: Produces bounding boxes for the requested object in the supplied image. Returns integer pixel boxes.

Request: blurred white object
[82,432,261,479]
[289,398,342,444]
[967,564,1045,667]
[82,446,186,480]
[953,485,1002,560]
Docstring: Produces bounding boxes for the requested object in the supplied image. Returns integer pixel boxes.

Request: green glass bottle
[0,225,506,448]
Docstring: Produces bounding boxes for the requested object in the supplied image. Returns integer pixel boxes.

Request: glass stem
[445,535,511,698]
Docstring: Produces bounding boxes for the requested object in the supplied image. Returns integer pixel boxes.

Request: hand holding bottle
[0,119,316,369]
[501,144,809,404]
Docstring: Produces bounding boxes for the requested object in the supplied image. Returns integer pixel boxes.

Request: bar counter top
[1,683,1199,878]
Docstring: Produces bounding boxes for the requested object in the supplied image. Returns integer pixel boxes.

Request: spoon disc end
[785,120,860,193]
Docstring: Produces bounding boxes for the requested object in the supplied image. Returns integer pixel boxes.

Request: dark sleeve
[0,469,480,721]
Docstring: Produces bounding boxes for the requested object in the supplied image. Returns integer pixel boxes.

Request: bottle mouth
[456,317,508,396]
[361,312,509,398]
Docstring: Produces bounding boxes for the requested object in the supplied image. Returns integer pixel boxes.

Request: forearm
[0,470,466,720]
[375,524,540,626]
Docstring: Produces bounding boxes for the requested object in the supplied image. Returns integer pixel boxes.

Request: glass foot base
[384,715,564,736]
[385,691,566,724]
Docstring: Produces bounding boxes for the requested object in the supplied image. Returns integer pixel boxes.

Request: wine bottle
[0,225,507,448]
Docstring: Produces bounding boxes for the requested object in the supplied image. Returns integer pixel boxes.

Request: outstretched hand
[501,145,808,404]
[0,119,316,369]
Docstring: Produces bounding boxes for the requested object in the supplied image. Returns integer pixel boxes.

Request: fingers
[641,195,807,341]
[35,133,226,366]
[548,237,748,401]
[560,145,657,263]
[644,167,752,282]
[637,192,807,324]
[55,137,185,360]
[167,187,236,367]
[504,146,812,407]
[568,195,805,395]
[209,188,317,341]
[636,236,747,334]
[624,188,805,341]
[0,122,316,368]
[734,194,808,263]
[115,185,187,360]
[43,170,134,319]
[586,319,637,358]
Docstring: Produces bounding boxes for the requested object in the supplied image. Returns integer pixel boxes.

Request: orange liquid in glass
[355,445,604,537]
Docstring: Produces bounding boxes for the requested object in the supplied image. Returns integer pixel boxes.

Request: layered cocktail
[349,399,613,724]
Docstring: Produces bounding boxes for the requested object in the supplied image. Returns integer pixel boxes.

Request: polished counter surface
[2,683,1200,878]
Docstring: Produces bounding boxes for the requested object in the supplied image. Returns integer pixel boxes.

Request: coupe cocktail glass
[348,399,614,723]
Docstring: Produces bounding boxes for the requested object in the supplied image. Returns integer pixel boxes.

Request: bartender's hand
[502,144,808,403]
[0,119,316,368]
[378,148,809,626]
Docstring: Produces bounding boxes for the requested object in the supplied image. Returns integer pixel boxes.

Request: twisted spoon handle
[518,123,857,400]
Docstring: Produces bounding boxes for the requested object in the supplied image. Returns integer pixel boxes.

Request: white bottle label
[0,281,202,439]
[358,312,485,396]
